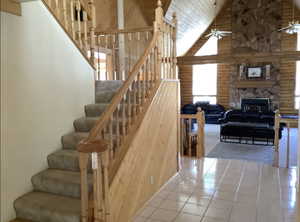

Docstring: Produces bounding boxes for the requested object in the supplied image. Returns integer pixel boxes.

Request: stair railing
[42,0,96,68]
[77,1,177,222]
[94,27,154,80]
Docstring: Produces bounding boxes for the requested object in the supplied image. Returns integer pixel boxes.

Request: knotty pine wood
[178,1,232,107]
[280,0,299,115]
[0,0,21,16]
[109,81,179,222]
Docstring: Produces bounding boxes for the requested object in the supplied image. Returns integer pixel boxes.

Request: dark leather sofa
[194,102,226,124]
[219,109,283,145]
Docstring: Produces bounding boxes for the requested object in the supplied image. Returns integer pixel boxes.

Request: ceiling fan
[206,0,232,39]
[278,0,300,34]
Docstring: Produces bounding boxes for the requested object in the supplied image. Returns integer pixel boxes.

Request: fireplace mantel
[235,80,276,89]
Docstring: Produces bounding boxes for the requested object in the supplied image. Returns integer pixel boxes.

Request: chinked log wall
[179,0,299,114]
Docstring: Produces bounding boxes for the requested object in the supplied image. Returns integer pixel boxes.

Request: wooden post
[273,110,280,167]
[76,0,83,49]
[172,12,177,79]
[196,108,205,158]
[101,150,111,222]
[155,0,163,80]
[79,153,89,222]
[70,0,76,39]
[88,0,96,65]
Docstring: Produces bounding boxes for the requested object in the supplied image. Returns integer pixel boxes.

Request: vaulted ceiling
[165,0,228,55]
[133,0,228,56]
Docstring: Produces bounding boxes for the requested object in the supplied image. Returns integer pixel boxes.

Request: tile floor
[133,157,298,222]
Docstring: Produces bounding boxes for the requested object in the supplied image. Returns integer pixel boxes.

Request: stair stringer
[108,80,180,222]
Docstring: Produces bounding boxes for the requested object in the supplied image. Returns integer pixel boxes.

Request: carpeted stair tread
[48,149,91,172]
[14,192,81,222]
[32,169,92,198]
[61,132,89,149]
[74,116,129,133]
[85,103,108,117]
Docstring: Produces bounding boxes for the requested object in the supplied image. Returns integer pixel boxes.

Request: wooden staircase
[12,1,178,222]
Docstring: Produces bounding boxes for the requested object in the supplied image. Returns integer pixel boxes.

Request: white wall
[0,1,95,221]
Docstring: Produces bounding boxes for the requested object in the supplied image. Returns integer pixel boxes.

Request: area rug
[206,142,275,165]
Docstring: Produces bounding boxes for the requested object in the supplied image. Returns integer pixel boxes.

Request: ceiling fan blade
[219,31,232,34]
[205,33,213,38]
[278,26,291,32]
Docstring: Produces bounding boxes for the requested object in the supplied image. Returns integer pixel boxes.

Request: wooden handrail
[95,26,154,35]
[87,32,159,141]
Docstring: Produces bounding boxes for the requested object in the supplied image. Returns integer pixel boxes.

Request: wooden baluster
[127,88,132,126]
[142,63,148,104]
[109,117,114,160]
[76,1,83,49]
[133,79,138,117]
[155,1,163,79]
[168,26,172,79]
[145,56,150,94]
[97,36,101,80]
[96,153,105,221]
[83,10,89,54]
[122,96,127,136]
[70,0,76,39]
[128,33,132,72]
[136,75,141,114]
[101,151,111,222]
[62,0,68,29]
[132,82,136,121]
[115,107,120,150]
[188,119,192,156]
[47,0,52,8]
[88,0,96,65]
[172,13,178,79]
[79,153,89,222]
[55,0,60,19]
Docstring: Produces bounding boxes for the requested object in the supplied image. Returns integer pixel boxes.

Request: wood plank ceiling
[132,0,228,56]
[165,0,228,55]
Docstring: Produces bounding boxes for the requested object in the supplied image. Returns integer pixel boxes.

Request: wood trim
[178,51,300,65]
[0,0,21,16]
[108,80,162,184]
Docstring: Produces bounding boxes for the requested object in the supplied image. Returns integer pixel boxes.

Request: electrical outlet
[150,176,154,185]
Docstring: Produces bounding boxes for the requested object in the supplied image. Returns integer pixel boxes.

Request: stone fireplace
[229,0,282,109]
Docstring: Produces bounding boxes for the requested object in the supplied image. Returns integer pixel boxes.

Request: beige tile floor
[133,157,298,222]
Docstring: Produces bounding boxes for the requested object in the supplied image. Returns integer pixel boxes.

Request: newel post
[196,108,205,158]
[155,0,164,80]
[172,12,178,79]
[88,0,96,65]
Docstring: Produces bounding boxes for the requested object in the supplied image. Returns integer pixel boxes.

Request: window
[193,37,218,104]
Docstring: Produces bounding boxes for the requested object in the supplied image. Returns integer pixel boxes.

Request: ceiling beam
[177,51,300,65]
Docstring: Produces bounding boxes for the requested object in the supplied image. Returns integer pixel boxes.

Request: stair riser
[48,151,92,172]
[74,118,130,133]
[95,80,123,91]
[61,133,88,150]
[14,192,81,222]
[85,104,108,117]
[31,171,92,199]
